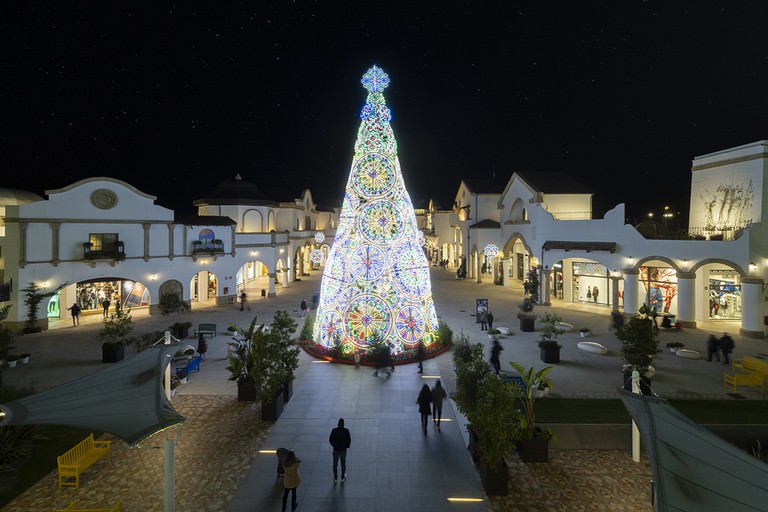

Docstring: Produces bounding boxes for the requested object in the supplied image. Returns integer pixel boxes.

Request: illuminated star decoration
[315,232,326,243]
[484,244,499,257]
[360,65,390,93]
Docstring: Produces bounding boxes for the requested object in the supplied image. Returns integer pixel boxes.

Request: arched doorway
[692,260,746,322]
[190,270,219,305]
[237,260,272,298]
[501,233,533,286]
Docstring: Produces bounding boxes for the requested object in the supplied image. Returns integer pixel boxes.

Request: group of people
[478,310,494,331]
[416,380,448,434]
[586,285,600,303]
[707,333,735,364]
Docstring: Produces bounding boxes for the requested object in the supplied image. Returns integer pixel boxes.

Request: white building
[0,175,338,333]
[432,142,768,338]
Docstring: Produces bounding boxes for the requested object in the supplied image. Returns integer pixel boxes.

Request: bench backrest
[59,434,95,465]
[198,323,216,330]
[743,357,768,373]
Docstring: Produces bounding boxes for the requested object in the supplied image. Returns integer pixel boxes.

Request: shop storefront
[572,261,609,305]
[640,266,677,316]
[708,270,742,319]
[75,279,150,314]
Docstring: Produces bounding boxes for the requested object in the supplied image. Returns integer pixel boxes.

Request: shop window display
[708,270,742,319]
[572,262,609,305]
[639,266,677,316]
[75,280,150,314]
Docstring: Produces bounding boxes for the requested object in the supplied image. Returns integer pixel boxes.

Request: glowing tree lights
[313,66,438,354]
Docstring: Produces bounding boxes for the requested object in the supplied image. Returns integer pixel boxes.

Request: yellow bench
[733,356,768,375]
[54,499,123,512]
[57,433,111,489]
[724,372,765,396]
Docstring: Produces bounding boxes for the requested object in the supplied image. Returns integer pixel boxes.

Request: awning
[542,241,616,253]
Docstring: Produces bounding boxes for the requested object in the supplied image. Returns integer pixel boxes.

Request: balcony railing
[640,225,750,241]
[192,239,225,255]
[83,242,125,261]
[551,211,592,220]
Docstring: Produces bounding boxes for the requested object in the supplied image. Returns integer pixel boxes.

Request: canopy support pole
[631,370,640,462]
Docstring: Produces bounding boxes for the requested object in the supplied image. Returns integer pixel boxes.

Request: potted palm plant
[508,361,556,462]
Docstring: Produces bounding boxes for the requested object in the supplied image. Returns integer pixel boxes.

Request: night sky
[3,2,768,223]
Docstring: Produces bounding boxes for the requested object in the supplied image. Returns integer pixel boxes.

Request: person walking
[102,298,110,317]
[592,286,599,304]
[240,291,247,311]
[416,384,433,435]
[329,418,351,483]
[431,380,447,430]
[68,302,81,326]
[479,310,488,331]
[416,340,425,373]
[280,450,301,511]
[300,299,308,318]
[487,312,494,330]
[490,339,503,375]
[197,333,208,360]
[720,333,735,365]
[706,335,720,362]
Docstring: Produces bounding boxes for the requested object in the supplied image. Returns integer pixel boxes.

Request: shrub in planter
[666,341,685,352]
[537,313,564,364]
[170,322,192,339]
[579,327,591,337]
[19,353,31,364]
[616,303,661,381]
[101,342,125,363]
[517,299,537,332]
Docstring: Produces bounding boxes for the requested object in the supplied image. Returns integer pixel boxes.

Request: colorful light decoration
[315,232,326,243]
[314,66,438,354]
[484,244,499,257]
[310,249,325,264]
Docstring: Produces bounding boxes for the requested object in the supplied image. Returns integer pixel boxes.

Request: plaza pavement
[1,267,765,511]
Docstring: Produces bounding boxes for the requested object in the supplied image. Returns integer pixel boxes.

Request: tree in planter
[21,282,66,334]
[270,311,301,401]
[537,313,565,363]
[526,267,540,303]
[299,316,314,342]
[98,310,134,361]
[616,303,661,384]
[517,299,538,332]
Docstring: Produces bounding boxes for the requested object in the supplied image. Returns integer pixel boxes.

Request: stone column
[268,273,277,297]
[623,268,639,316]
[50,222,61,266]
[230,225,236,256]
[740,277,765,338]
[541,268,552,306]
[475,252,482,283]
[502,258,510,287]
[610,276,621,313]
[676,272,696,328]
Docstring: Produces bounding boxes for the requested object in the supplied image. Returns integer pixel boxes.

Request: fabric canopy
[0,343,187,445]
[618,389,768,512]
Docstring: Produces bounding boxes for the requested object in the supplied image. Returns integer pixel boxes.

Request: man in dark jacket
[329,418,351,483]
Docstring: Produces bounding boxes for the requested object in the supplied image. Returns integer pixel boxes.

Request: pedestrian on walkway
[197,333,208,360]
[300,299,308,318]
[490,339,503,375]
[102,298,110,317]
[524,280,530,296]
[706,335,720,362]
[479,310,488,331]
[416,340,425,373]
[240,291,246,311]
[720,333,735,365]
[280,450,301,511]
[487,312,494,330]
[68,302,81,326]
[416,384,433,435]
[329,418,351,483]
[431,380,446,430]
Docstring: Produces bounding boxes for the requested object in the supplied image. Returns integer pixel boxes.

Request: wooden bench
[176,355,202,377]
[194,323,217,337]
[54,499,124,512]
[724,372,765,396]
[501,374,527,391]
[57,433,111,489]
[733,356,768,375]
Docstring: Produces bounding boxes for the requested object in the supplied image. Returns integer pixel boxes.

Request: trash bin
[261,289,266,298]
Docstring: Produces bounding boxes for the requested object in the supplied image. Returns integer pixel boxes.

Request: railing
[83,242,125,261]
[551,211,592,220]
[641,225,750,241]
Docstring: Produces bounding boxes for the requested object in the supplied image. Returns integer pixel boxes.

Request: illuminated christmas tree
[313,66,438,355]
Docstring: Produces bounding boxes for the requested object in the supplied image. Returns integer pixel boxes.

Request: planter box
[237,381,259,402]
[519,318,535,332]
[261,391,285,422]
[172,327,190,339]
[283,378,294,404]
[516,437,549,462]
[540,346,560,364]
[102,344,125,363]
[478,459,509,496]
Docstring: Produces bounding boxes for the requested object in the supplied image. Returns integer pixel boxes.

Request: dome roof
[0,188,43,206]
[193,174,278,207]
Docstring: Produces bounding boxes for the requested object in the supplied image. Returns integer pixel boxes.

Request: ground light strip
[420,375,441,379]
[447,497,484,502]
[258,450,277,454]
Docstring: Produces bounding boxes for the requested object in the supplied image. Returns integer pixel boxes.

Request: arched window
[305,215,312,231]
[243,210,263,232]
[199,229,215,250]
[267,210,275,231]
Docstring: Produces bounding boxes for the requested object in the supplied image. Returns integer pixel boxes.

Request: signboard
[476,298,488,323]
[0,283,10,302]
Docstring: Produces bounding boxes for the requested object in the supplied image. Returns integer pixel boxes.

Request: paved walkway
[2,267,765,511]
